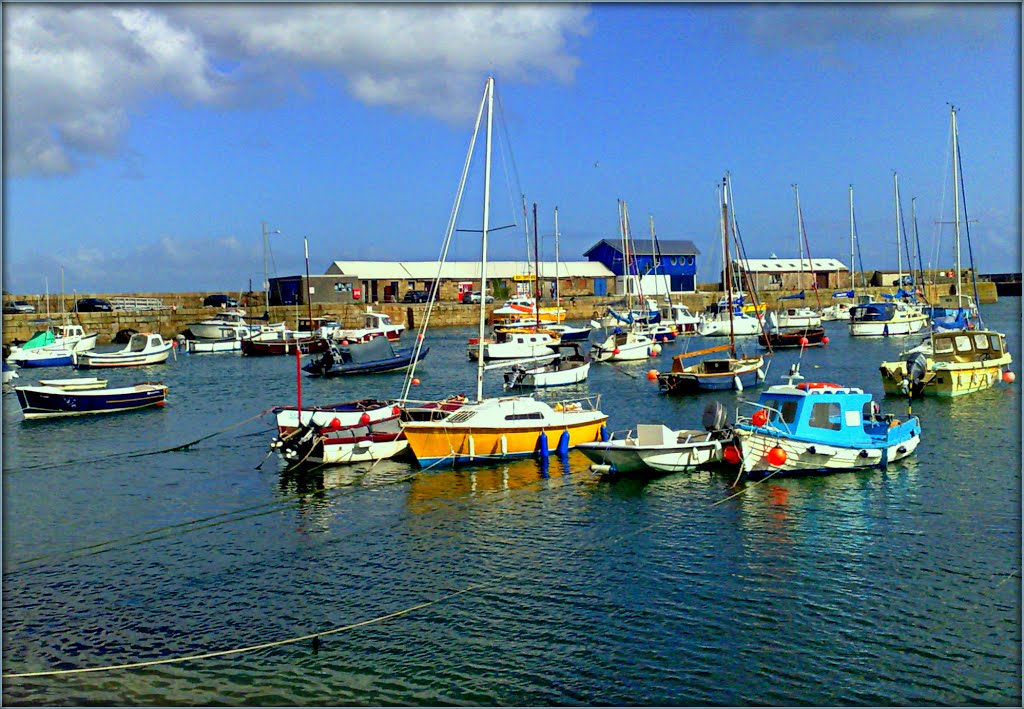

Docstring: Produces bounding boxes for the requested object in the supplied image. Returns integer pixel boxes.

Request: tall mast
[722,178,736,359]
[849,185,856,294]
[553,206,561,306]
[951,105,962,300]
[793,184,805,292]
[475,76,494,402]
[648,214,659,300]
[532,202,540,327]
[262,221,270,316]
[893,172,904,289]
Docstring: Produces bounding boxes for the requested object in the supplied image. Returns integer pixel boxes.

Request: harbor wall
[1,282,999,346]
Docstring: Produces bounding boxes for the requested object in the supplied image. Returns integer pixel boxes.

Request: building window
[670,256,678,265]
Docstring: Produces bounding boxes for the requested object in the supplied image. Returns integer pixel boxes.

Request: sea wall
[1,283,999,346]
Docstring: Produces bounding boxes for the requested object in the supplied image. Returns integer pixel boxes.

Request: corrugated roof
[327,260,615,280]
[734,257,847,272]
[583,239,700,257]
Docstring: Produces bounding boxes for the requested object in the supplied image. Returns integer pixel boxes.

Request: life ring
[796,382,842,390]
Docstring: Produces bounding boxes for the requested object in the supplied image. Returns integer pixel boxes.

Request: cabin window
[505,412,544,421]
[991,337,1003,353]
[934,338,954,354]
[779,400,798,424]
[953,335,973,352]
[761,399,778,420]
[809,402,841,430]
[972,333,990,350]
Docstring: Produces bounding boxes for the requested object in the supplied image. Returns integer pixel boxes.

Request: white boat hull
[698,315,762,337]
[736,429,921,475]
[577,426,722,474]
[849,316,927,337]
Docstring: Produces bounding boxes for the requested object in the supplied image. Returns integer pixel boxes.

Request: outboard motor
[702,400,728,433]
[900,351,928,397]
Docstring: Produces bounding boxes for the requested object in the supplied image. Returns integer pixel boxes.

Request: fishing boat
[239,320,330,356]
[37,376,108,390]
[400,77,608,468]
[73,332,173,369]
[468,327,560,361]
[879,107,1011,397]
[7,323,98,367]
[658,176,767,394]
[576,402,731,475]
[660,302,701,335]
[590,327,656,362]
[15,380,168,419]
[186,308,255,340]
[501,342,590,389]
[334,309,405,343]
[302,335,427,377]
[491,297,566,326]
[732,364,921,479]
[879,329,1013,398]
[271,399,408,465]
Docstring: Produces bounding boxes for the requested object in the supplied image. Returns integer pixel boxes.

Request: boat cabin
[929,330,1006,364]
[57,324,89,339]
[752,383,892,446]
[362,311,394,328]
[129,333,165,352]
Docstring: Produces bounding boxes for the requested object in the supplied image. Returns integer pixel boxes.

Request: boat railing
[552,393,602,413]
[734,400,796,437]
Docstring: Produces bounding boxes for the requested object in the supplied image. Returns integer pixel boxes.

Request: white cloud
[4,4,590,176]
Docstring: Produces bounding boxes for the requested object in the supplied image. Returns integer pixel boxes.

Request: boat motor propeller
[900,351,928,397]
[702,400,728,433]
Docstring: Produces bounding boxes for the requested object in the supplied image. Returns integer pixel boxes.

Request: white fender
[756,367,766,381]
[733,375,743,392]
[468,435,475,459]
[500,434,508,456]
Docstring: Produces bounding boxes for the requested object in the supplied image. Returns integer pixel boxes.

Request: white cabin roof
[734,257,847,272]
[326,260,615,280]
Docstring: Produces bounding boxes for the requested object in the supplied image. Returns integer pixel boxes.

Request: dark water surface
[3,299,1020,705]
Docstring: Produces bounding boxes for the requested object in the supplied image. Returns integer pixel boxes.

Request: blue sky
[3,3,1020,295]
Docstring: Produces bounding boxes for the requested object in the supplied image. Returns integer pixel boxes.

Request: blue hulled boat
[15,380,169,419]
[732,365,920,479]
[302,335,427,377]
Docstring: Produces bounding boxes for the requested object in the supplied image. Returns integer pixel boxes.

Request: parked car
[203,294,239,308]
[71,298,113,313]
[3,300,36,314]
[402,290,432,303]
[464,291,494,304]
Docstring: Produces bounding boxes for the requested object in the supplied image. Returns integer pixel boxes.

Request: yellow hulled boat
[879,329,1012,398]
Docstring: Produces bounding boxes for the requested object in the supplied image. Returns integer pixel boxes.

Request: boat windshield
[808,402,842,431]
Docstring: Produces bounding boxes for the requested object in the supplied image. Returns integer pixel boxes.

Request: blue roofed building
[583,239,700,295]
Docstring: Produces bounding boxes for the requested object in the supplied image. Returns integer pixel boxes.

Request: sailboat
[761,185,826,348]
[400,77,608,467]
[658,176,766,394]
[7,271,98,367]
[879,106,1013,397]
[821,186,860,320]
[849,173,929,337]
[591,200,658,362]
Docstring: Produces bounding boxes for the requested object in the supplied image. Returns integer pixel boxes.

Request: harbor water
[2,299,1021,705]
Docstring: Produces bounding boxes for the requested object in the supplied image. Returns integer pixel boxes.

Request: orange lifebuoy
[796,382,842,390]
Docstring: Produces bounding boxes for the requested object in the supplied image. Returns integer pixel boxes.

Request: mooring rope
[13,407,278,472]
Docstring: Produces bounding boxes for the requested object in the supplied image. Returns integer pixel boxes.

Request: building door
[594,278,608,296]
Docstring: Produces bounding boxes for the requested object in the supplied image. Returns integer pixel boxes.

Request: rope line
[12,407,277,472]
[3,583,493,679]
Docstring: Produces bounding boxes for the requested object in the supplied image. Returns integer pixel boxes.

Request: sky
[2,2,1020,295]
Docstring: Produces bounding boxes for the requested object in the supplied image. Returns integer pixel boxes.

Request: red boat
[240,335,329,357]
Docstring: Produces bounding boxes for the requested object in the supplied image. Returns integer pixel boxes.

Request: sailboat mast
[722,179,736,359]
[532,202,540,326]
[793,184,805,292]
[951,106,962,300]
[849,185,856,294]
[894,172,904,288]
[262,221,270,316]
[553,206,561,306]
[475,76,494,403]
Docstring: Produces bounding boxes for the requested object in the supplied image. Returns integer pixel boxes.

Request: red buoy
[751,409,769,427]
[723,445,741,465]
[392,406,401,416]
[822,336,829,345]
[766,446,788,467]
[612,347,621,355]
[646,369,658,381]
[1003,370,1016,384]
[359,413,371,425]
[799,336,809,346]
[329,417,342,430]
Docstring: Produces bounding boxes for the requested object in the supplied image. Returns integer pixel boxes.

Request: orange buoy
[417,332,424,341]
[722,445,741,465]
[1003,370,1016,384]
[341,340,349,346]
[751,409,769,427]
[766,446,788,467]
[646,369,659,381]
[412,378,421,385]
